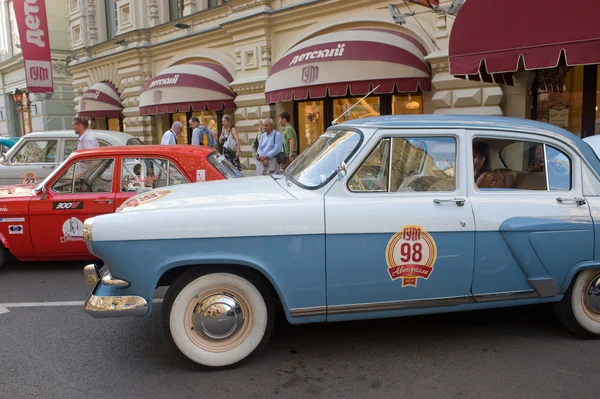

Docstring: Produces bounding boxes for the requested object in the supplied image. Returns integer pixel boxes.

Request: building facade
[66,0,600,169]
[0,0,75,137]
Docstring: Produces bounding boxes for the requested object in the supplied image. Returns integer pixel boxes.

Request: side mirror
[336,161,347,179]
[40,185,48,200]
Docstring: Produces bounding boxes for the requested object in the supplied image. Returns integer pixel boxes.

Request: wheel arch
[155,260,289,317]
[560,261,600,292]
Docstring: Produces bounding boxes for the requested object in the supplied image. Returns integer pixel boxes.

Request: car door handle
[42,165,56,169]
[94,198,114,204]
[556,197,587,206]
[433,198,466,207]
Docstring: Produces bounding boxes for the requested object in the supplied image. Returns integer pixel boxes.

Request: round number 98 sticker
[386,225,437,287]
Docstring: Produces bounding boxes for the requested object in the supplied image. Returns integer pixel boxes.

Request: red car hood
[0,184,36,198]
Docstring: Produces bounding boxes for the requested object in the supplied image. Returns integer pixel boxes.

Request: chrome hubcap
[586,275,600,314]
[192,294,245,341]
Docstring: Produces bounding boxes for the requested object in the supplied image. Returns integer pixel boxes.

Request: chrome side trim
[84,294,148,318]
[289,290,549,318]
[289,306,327,317]
[326,296,474,315]
[527,278,560,297]
[473,291,539,303]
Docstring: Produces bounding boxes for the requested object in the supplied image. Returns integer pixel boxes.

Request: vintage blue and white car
[82,115,600,369]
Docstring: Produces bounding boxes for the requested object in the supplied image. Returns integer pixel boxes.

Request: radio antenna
[331,85,380,126]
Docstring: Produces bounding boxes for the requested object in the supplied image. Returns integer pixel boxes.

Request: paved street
[0,259,599,399]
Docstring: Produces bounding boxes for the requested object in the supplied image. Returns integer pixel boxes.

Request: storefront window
[333,97,380,122]
[171,112,189,144]
[297,101,325,152]
[192,111,219,145]
[108,118,121,132]
[536,66,584,136]
[392,94,423,115]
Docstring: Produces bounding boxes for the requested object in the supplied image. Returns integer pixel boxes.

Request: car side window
[474,138,571,191]
[348,137,456,193]
[12,140,58,163]
[1,144,9,156]
[52,158,115,194]
[98,140,109,147]
[121,158,188,193]
[63,140,78,161]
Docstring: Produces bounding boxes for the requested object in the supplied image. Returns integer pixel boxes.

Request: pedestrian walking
[219,115,242,171]
[73,117,98,150]
[190,117,217,148]
[251,120,264,176]
[278,111,298,170]
[161,121,184,145]
[256,118,282,175]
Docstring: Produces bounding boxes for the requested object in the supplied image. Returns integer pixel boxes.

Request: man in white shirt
[73,117,98,150]
[161,121,184,145]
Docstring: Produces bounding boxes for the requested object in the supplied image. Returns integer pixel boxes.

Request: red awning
[77,82,123,119]
[265,28,431,103]
[449,0,600,81]
[139,62,235,115]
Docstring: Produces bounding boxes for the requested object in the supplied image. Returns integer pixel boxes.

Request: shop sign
[302,66,319,85]
[13,0,54,93]
[289,44,346,66]
[153,90,163,104]
[549,102,569,128]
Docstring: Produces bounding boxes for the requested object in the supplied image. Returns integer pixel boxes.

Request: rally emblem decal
[53,201,84,210]
[19,172,40,185]
[121,189,171,211]
[386,225,437,287]
[60,217,84,243]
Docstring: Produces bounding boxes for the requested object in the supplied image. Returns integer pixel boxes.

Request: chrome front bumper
[83,264,148,318]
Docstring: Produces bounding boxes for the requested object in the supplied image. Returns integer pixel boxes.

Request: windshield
[208,152,243,179]
[34,156,72,191]
[285,129,362,188]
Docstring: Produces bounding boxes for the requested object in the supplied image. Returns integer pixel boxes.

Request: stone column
[504,71,536,120]
[426,51,504,116]
[183,0,199,16]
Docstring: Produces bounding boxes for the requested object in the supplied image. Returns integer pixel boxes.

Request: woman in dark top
[473,141,492,188]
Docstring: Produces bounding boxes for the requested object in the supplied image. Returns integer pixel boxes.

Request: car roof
[21,130,136,141]
[72,145,216,157]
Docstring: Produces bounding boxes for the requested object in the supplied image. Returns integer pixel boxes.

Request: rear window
[126,138,144,145]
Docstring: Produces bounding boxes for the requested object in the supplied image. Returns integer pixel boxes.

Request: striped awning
[78,82,123,119]
[265,28,431,103]
[139,62,235,115]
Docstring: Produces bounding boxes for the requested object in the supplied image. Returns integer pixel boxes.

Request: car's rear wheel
[162,269,274,369]
[554,269,600,338]
[0,243,7,270]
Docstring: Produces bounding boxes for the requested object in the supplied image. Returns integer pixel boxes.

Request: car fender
[560,260,600,292]
[154,253,291,315]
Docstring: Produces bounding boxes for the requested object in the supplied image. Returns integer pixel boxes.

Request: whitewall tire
[554,269,600,338]
[162,270,274,369]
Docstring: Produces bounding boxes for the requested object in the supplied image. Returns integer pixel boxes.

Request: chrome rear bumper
[83,263,148,318]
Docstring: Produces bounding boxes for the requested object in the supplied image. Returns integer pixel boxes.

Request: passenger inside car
[473,141,492,187]
[489,168,517,189]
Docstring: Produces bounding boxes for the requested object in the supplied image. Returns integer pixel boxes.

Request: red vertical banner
[13,0,53,93]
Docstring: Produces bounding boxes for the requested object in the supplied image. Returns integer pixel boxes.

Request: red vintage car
[0,145,242,269]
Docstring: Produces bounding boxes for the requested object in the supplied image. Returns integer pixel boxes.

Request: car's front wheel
[162,269,274,369]
[554,269,600,338]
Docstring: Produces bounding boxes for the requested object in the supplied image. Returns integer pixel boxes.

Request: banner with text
[13,0,53,93]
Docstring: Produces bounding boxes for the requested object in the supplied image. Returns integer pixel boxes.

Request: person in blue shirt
[190,117,216,148]
[256,118,282,175]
